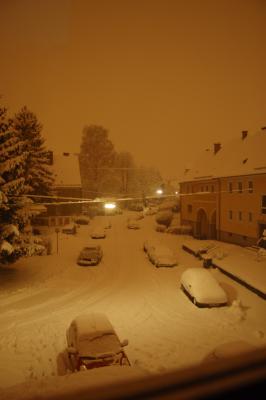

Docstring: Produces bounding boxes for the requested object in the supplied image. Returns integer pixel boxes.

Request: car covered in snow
[180,267,228,307]
[127,219,140,229]
[66,313,130,372]
[62,223,77,234]
[77,246,103,266]
[147,244,177,267]
[90,227,106,239]
[143,239,159,253]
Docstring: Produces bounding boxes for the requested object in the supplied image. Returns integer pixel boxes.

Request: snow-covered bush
[155,224,166,233]
[73,216,90,225]
[158,199,179,212]
[155,210,173,227]
[166,225,192,235]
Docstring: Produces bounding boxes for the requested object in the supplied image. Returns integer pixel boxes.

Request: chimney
[241,130,248,140]
[213,143,221,155]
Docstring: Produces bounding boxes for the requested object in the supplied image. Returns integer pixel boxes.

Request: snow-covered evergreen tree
[0,107,27,263]
[13,106,54,195]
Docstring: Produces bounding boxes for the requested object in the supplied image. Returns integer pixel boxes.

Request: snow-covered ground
[1,211,266,398]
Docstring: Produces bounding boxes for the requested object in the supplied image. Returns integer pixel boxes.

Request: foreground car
[180,267,228,307]
[148,245,177,267]
[77,246,103,266]
[66,313,130,372]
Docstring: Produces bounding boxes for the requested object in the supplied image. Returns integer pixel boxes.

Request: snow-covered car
[143,239,159,253]
[148,245,178,267]
[180,268,228,307]
[90,227,106,239]
[66,313,130,372]
[77,246,103,266]
[62,223,77,235]
[127,219,140,229]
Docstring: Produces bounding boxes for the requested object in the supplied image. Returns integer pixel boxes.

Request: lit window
[248,181,253,193]
[238,182,243,193]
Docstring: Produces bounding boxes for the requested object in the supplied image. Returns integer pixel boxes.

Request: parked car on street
[147,244,177,267]
[77,246,103,266]
[143,239,159,253]
[127,219,140,229]
[66,313,130,372]
[180,267,228,308]
[91,227,106,239]
[62,223,77,234]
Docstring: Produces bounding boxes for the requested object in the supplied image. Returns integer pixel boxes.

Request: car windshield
[78,332,121,357]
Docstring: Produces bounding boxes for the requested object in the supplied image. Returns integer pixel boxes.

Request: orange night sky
[1,0,265,179]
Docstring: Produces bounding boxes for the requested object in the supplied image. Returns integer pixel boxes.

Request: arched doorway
[196,208,208,239]
[210,210,217,239]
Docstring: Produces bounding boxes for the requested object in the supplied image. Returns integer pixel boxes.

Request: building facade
[180,128,266,246]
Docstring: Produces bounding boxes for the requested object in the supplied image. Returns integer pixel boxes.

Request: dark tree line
[79,124,162,200]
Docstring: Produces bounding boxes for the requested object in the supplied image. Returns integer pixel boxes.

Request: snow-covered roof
[53,153,81,187]
[180,128,266,182]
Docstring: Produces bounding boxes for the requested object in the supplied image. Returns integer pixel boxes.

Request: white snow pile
[0,240,14,255]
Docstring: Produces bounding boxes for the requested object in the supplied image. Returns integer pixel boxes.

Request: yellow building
[180,128,266,246]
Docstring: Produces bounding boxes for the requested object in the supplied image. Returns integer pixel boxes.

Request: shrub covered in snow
[155,224,166,233]
[158,199,179,212]
[167,225,192,235]
[155,210,173,227]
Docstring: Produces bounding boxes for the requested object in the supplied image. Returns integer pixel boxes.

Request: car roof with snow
[181,268,227,305]
[72,313,114,339]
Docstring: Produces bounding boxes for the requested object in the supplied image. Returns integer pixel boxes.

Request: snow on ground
[0,211,266,398]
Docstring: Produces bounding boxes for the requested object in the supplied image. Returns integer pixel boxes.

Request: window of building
[211,185,214,192]
[229,182,233,193]
[248,181,253,193]
[238,182,243,193]
[206,186,208,192]
[188,204,192,213]
[248,212,252,222]
[238,211,242,221]
[229,210,233,220]
[201,186,204,192]
[262,196,266,214]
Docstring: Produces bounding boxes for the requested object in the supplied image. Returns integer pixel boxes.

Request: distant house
[179,128,266,246]
[33,152,83,227]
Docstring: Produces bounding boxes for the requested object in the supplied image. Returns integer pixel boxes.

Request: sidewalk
[182,238,266,299]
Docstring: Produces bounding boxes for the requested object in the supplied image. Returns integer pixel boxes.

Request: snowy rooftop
[53,153,81,187]
[180,128,266,182]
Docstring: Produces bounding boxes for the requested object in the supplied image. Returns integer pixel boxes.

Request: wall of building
[219,174,266,244]
[180,180,218,238]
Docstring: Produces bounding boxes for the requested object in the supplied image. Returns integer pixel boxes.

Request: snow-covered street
[1,211,266,393]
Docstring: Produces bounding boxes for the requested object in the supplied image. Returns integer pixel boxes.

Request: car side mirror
[67,346,77,354]
[121,339,129,347]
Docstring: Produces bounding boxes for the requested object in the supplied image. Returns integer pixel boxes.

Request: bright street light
[104,202,116,209]
[156,189,163,195]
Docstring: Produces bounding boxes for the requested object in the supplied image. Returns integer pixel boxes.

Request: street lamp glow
[104,202,116,209]
[156,189,163,195]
